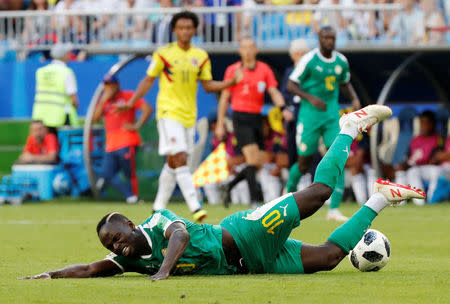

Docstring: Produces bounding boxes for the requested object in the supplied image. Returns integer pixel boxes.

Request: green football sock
[329,172,345,209]
[328,205,377,253]
[314,134,353,190]
[287,163,303,192]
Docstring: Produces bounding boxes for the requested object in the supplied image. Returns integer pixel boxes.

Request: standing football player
[286,26,361,221]
[119,11,242,222]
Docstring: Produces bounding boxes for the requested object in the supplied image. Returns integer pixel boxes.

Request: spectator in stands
[151,0,174,44]
[281,39,309,167]
[313,0,348,35]
[347,0,377,40]
[32,43,80,135]
[419,0,446,44]
[200,0,241,42]
[117,0,152,40]
[0,0,23,10]
[374,0,393,37]
[215,36,292,208]
[17,120,59,165]
[92,74,152,204]
[22,0,49,43]
[387,0,424,43]
[395,110,443,205]
[52,0,87,35]
[89,0,123,40]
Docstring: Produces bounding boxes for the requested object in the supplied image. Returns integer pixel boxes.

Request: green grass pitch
[1,200,449,304]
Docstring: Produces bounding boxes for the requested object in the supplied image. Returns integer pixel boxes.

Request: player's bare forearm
[34,152,58,163]
[135,102,153,129]
[287,80,315,101]
[340,82,361,110]
[151,223,190,280]
[215,90,230,140]
[201,79,236,93]
[268,87,286,107]
[130,76,155,106]
[19,260,122,279]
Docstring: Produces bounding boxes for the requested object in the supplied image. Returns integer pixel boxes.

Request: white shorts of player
[157,118,195,156]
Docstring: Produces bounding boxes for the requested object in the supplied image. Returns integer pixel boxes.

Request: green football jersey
[105,210,236,276]
[289,48,350,119]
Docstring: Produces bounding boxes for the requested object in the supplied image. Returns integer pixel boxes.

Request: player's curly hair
[170,11,199,30]
[96,212,129,235]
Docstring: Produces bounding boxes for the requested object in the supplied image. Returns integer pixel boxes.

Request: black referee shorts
[232,111,265,150]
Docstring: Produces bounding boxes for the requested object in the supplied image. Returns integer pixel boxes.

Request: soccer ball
[349,229,391,272]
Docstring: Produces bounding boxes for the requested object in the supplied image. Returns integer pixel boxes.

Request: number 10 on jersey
[262,210,284,235]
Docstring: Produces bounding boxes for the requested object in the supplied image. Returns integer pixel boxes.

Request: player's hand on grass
[150,271,169,281]
[309,96,327,111]
[18,272,51,280]
[122,123,139,131]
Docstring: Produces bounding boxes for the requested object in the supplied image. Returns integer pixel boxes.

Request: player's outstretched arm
[201,66,243,93]
[18,259,122,279]
[115,76,156,112]
[150,222,190,281]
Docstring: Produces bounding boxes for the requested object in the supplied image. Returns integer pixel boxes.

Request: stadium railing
[1,4,448,55]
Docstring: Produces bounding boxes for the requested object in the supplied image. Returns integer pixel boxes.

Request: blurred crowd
[1,0,448,49]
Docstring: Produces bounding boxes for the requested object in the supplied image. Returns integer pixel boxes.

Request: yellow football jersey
[147,42,212,128]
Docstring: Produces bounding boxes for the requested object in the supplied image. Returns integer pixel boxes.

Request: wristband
[279,105,286,111]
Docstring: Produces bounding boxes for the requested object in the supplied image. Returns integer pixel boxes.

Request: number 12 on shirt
[325,75,336,91]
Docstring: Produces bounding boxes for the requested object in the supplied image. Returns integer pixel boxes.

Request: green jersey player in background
[20,106,425,280]
[287,26,361,222]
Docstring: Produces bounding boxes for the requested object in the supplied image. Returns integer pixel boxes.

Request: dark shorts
[232,111,264,150]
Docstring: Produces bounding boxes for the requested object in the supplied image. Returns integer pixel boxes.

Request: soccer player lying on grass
[20,105,425,280]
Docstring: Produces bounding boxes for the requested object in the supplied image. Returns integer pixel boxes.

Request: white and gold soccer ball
[349,229,391,272]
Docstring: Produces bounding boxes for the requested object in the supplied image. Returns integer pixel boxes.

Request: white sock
[153,164,176,211]
[364,192,388,214]
[365,167,377,194]
[340,120,358,139]
[352,173,368,205]
[175,166,201,212]
[395,170,407,187]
